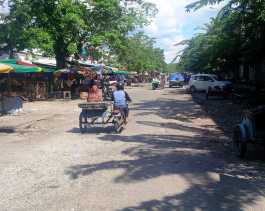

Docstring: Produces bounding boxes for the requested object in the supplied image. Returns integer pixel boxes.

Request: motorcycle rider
[112,82,132,123]
[152,76,160,90]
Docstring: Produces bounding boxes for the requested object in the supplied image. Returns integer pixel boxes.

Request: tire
[79,111,88,134]
[190,86,196,93]
[114,121,120,133]
[113,115,122,133]
[206,87,211,100]
[233,126,247,158]
[152,84,158,90]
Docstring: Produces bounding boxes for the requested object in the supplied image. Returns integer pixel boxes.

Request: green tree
[115,32,166,73]
[0,3,31,57]
[0,0,157,68]
[166,63,183,73]
[178,0,265,75]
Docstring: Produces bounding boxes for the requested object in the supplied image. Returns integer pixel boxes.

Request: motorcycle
[112,107,126,133]
[102,81,113,101]
[152,81,160,90]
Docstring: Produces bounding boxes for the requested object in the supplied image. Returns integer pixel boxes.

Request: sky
[0,0,224,63]
[0,1,8,14]
[143,0,225,63]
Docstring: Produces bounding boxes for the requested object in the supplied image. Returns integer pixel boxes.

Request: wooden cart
[78,102,124,133]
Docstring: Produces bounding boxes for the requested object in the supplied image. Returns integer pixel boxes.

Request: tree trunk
[56,52,67,69]
[54,41,67,69]
[7,41,15,59]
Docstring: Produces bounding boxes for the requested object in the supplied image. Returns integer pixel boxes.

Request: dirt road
[0,86,265,211]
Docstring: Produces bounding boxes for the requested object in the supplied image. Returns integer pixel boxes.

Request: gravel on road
[0,86,265,211]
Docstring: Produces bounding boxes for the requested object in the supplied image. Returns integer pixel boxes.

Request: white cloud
[0,0,9,15]
[145,0,225,63]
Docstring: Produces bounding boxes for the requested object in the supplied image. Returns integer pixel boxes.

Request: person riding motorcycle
[152,77,160,90]
[112,82,132,123]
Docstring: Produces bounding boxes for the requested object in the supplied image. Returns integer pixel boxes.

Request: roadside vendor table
[0,96,23,114]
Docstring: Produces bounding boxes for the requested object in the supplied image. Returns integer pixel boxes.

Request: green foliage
[24,28,54,55]
[166,63,183,73]
[186,0,224,11]
[179,0,265,74]
[0,3,31,56]
[114,32,166,73]
[0,0,158,68]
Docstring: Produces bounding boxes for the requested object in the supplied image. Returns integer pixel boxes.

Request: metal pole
[8,72,11,94]
[0,90,4,115]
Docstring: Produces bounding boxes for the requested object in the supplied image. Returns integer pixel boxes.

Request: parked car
[168,73,185,88]
[188,74,231,93]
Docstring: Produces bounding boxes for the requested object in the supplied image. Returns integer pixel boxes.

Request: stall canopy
[112,70,129,74]
[78,62,103,74]
[104,66,129,74]
[55,68,77,74]
[54,68,78,76]
[16,60,37,67]
[0,59,42,73]
[0,64,14,73]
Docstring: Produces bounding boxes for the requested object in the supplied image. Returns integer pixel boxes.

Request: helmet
[116,82,124,90]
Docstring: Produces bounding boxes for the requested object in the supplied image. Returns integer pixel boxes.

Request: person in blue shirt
[112,82,132,122]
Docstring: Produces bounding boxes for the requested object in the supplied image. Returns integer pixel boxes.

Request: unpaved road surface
[0,86,265,211]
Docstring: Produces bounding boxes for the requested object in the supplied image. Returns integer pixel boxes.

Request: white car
[188,74,231,93]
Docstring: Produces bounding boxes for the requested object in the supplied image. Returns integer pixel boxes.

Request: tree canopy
[179,0,265,75]
[114,32,166,73]
[0,0,164,69]
[166,63,183,73]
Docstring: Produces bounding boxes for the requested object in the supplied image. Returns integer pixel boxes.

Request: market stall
[0,59,51,104]
[0,63,23,114]
[0,64,13,73]
[52,68,79,99]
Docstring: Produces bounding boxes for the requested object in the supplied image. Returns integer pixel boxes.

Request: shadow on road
[65,134,223,180]
[136,89,240,136]
[191,92,242,136]
[132,97,203,123]
[133,90,264,160]
[0,127,16,134]
[67,126,114,134]
[65,133,265,211]
[65,89,265,210]
[136,120,222,136]
[120,174,265,211]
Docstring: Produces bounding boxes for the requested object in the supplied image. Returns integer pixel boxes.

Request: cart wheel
[233,126,247,158]
[79,111,88,133]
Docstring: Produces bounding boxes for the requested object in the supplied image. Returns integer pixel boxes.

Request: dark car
[169,73,185,88]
